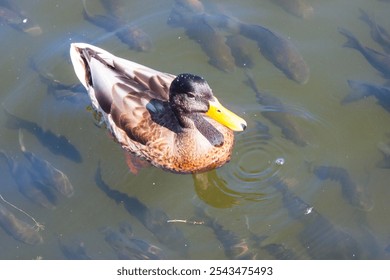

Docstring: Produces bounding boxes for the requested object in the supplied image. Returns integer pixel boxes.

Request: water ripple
[225,122,287,195]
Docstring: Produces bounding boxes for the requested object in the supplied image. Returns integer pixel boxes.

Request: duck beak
[206,98,247,131]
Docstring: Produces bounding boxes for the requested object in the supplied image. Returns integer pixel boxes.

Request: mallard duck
[70,43,246,173]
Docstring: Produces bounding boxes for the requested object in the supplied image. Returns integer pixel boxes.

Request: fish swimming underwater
[271,0,314,19]
[183,14,236,73]
[273,179,362,259]
[168,3,236,73]
[0,203,43,245]
[102,223,165,260]
[70,43,246,173]
[58,238,92,260]
[342,80,390,113]
[3,109,82,163]
[0,131,74,208]
[0,150,57,209]
[240,23,310,84]
[167,0,205,27]
[168,1,309,83]
[377,142,390,168]
[194,206,257,259]
[82,0,152,52]
[245,72,307,147]
[309,164,373,211]
[18,130,74,198]
[359,9,390,54]
[99,0,126,19]
[95,164,188,255]
[225,34,254,68]
[338,27,390,78]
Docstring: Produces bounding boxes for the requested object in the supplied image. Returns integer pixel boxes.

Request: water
[0,0,390,259]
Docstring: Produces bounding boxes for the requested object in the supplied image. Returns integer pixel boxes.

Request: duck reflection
[192,170,241,209]
[58,238,92,260]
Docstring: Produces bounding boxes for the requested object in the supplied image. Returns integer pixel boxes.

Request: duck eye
[187,92,196,99]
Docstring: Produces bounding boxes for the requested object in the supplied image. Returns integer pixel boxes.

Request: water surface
[0,0,390,259]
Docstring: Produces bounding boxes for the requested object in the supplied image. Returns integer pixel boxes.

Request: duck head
[169,73,247,131]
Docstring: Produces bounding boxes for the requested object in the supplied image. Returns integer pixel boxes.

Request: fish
[0,0,42,35]
[58,238,92,260]
[342,80,390,113]
[273,179,362,259]
[184,10,309,82]
[271,0,314,19]
[41,76,87,105]
[192,171,241,209]
[95,164,188,254]
[167,2,236,72]
[262,243,298,260]
[240,23,310,84]
[195,206,256,259]
[245,72,307,147]
[30,60,88,105]
[245,226,298,259]
[359,9,390,54]
[102,223,165,260]
[0,151,57,209]
[99,0,125,19]
[167,0,205,27]
[3,109,82,163]
[0,203,43,245]
[338,27,390,78]
[18,130,74,198]
[226,34,254,68]
[184,14,236,72]
[309,164,373,211]
[82,0,152,52]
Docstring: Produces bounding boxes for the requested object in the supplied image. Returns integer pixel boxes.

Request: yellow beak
[206,98,247,131]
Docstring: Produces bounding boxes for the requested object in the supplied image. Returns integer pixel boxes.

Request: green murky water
[0,0,390,259]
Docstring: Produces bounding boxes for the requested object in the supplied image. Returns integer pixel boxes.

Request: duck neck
[181,113,225,147]
[176,112,198,129]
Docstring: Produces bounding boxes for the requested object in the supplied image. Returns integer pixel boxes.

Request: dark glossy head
[169,73,212,114]
[169,73,247,131]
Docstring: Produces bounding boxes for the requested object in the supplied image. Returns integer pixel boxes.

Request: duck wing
[70,43,178,147]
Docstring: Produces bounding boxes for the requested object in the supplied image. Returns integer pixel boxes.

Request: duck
[70,43,246,174]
